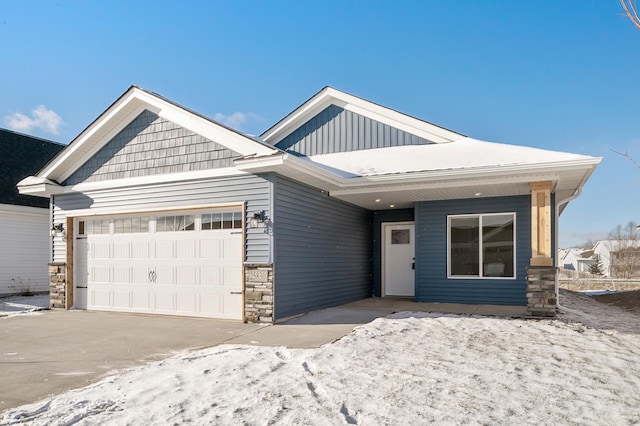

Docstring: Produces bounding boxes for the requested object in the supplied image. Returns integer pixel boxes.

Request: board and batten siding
[52,174,272,264]
[275,105,435,156]
[273,176,372,320]
[415,195,532,306]
[0,205,50,295]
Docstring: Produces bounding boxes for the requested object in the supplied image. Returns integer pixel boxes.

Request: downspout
[554,176,592,319]
[50,194,55,263]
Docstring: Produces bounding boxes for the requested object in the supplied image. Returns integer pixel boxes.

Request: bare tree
[608,221,640,278]
[611,148,640,171]
[621,0,640,30]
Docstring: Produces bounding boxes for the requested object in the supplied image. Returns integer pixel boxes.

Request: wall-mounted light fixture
[50,223,65,237]
[249,211,265,228]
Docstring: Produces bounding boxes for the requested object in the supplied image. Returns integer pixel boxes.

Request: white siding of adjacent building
[0,204,50,296]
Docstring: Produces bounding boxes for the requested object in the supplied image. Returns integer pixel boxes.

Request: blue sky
[1,1,638,247]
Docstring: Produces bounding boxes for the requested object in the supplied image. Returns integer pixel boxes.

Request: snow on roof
[303,137,594,177]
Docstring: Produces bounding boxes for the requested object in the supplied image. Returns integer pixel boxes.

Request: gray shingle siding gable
[275,105,435,156]
[65,110,241,185]
[272,175,372,320]
[415,196,532,306]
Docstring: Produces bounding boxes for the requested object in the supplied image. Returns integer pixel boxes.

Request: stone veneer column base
[49,262,67,309]
[244,264,274,323]
[526,266,558,318]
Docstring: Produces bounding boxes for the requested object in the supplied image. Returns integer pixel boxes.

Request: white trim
[20,167,249,197]
[261,87,463,145]
[0,203,49,215]
[447,212,517,280]
[61,202,246,220]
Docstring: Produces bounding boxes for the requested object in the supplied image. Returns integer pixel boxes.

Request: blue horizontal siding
[372,208,414,297]
[415,196,532,306]
[273,175,372,319]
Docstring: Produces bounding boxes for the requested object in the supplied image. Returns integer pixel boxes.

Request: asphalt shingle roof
[0,128,64,208]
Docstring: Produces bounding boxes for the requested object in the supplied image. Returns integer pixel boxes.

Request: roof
[18,85,601,213]
[304,137,595,177]
[0,128,64,208]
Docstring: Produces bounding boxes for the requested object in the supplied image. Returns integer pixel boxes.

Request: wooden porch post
[530,181,553,267]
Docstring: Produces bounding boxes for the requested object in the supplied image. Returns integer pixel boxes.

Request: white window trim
[447,212,517,280]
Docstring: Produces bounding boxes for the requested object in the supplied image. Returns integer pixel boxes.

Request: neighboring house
[18,86,601,321]
[0,129,64,296]
[559,247,595,273]
[593,240,640,278]
[559,240,640,278]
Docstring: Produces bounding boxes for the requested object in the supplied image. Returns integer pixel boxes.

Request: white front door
[74,209,243,319]
[383,222,415,297]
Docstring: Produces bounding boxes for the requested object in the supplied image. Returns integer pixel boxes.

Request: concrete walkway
[0,298,525,413]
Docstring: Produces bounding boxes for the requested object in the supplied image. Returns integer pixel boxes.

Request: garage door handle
[149,270,157,283]
[230,291,242,295]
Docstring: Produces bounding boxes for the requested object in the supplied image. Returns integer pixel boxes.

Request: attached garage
[73,207,244,319]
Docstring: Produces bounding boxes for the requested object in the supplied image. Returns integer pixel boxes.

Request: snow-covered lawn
[2,291,639,425]
[0,294,48,317]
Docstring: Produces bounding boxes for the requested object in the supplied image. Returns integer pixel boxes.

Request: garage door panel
[91,241,110,259]
[176,267,196,285]
[90,266,110,285]
[92,288,111,308]
[154,289,175,311]
[131,267,150,284]
[113,242,131,258]
[222,293,242,318]
[132,290,151,310]
[200,293,221,315]
[155,266,175,285]
[77,210,243,319]
[223,238,242,258]
[201,267,221,286]
[176,240,196,258]
[223,266,242,289]
[200,239,221,258]
[113,266,130,284]
[131,241,150,258]
[113,290,131,308]
[155,240,175,258]
[176,292,197,313]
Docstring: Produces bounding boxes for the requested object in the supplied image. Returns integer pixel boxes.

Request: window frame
[447,212,517,280]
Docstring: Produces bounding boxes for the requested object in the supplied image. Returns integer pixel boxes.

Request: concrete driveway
[1,299,524,413]
[0,306,390,413]
[0,310,266,412]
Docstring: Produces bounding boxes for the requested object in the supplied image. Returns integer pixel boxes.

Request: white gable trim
[260,87,464,146]
[41,87,276,183]
[20,166,249,197]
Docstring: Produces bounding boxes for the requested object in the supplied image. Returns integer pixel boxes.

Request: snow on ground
[2,291,640,425]
[0,294,48,317]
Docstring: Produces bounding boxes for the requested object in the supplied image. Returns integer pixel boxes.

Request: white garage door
[74,208,243,319]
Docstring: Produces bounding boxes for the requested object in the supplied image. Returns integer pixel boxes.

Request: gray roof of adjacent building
[0,128,65,208]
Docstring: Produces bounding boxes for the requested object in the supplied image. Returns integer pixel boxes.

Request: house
[560,240,640,278]
[559,247,596,273]
[18,86,601,321]
[0,129,64,296]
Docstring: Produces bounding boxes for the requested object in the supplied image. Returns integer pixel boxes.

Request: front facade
[19,86,600,321]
